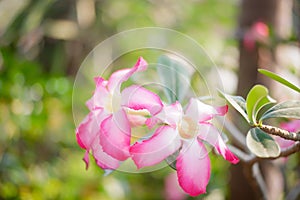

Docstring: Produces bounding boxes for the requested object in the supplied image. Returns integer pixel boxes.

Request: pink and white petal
[100,109,131,161]
[121,85,163,115]
[215,105,228,116]
[76,131,87,150]
[86,77,107,110]
[76,110,107,169]
[145,117,160,129]
[130,126,181,169]
[125,110,148,127]
[185,98,228,122]
[76,109,105,150]
[91,136,120,170]
[94,76,108,87]
[155,102,183,127]
[197,123,239,164]
[107,68,132,92]
[176,140,211,196]
[86,81,111,111]
[76,114,94,150]
[107,57,148,92]
[134,56,148,71]
[85,98,94,111]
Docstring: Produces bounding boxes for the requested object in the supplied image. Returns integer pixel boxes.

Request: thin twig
[220,117,247,149]
[224,120,300,200]
[252,163,268,200]
[286,182,300,200]
[278,141,300,157]
[251,141,300,163]
[242,162,268,200]
[229,142,300,165]
[259,124,300,141]
[227,144,255,162]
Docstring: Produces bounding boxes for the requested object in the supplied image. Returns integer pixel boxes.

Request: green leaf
[246,128,280,158]
[258,69,300,93]
[260,100,300,120]
[246,85,276,124]
[157,55,191,103]
[218,90,249,123]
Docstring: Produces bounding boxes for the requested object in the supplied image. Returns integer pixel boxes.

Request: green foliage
[246,85,275,125]
[220,82,300,158]
[260,100,300,120]
[219,91,249,123]
[156,55,191,103]
[258,69,300,93]
[246,128,280,158]
[219,84,276,125]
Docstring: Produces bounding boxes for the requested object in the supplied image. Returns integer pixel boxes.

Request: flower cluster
[76,57,239,196]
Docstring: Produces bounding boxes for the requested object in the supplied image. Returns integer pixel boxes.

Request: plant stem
[228,142,300,164]
[251,163,268,200]
[259,124,300,141]
[220,117,247,149]
[227,145,255,162]
[228,142,300,200]
[277,141,300,158]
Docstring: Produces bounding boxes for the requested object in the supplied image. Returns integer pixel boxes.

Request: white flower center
[105,92,121,113]
[178,116,199,139]
[125,108,151,117]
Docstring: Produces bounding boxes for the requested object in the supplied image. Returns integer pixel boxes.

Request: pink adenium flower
[76,57,163,169]
[130,98,239,196]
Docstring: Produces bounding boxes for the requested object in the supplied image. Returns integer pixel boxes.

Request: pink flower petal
[76,110,109,169]
[121,85,163,115]
[145,117,160,129]
[145,101,182,130]
[133,56,148,71]
[185,98,228,122]
[176,140,211,196]
[86,79,110,111]
[76,131,87,149]
[91,136,120,170]
[197,123,239,164]
[215,105,228,116]
[125,110,148,127]
[156,102,183,127]
[100,109,131,161]
[76,110,105,151]
[130,126,181,168]
[107,57,148,92]
[94,77,108,87]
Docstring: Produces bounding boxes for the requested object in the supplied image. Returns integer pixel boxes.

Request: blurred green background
[0,0,298,199]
